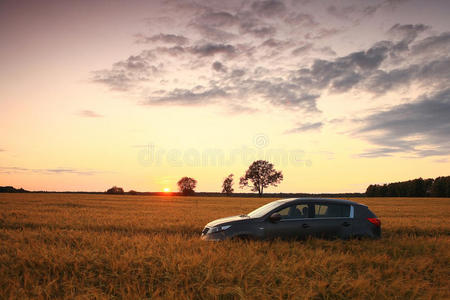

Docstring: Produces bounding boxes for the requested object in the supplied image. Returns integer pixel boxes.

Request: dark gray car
[201,198,381,241]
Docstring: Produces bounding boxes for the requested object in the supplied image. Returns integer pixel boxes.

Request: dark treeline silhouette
[0,186,365,198]
[366,176,450,197]
[3,176,449,198]
[0,186,29,193]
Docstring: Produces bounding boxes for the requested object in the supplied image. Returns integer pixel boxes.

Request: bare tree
[177,177,197,195]
[222,174,234,195]
[240,160,283,196]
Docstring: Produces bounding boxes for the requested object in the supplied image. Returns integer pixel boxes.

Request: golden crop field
[0,194,449,299]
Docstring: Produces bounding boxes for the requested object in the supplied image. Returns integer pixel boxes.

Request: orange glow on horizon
[163,188,170,193]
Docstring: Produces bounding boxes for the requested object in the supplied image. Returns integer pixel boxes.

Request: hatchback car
[201,198,380,241]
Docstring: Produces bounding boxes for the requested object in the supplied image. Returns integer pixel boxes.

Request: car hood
[205,215,250,228]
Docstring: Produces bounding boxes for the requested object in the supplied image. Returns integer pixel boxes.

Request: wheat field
[0,193,449,299]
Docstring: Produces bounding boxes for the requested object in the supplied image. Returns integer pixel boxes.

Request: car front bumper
[201,232,228,241]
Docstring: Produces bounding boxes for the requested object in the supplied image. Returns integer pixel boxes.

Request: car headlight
[208,225,231,234]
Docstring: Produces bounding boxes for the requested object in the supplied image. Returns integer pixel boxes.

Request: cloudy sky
[1,0,449,193]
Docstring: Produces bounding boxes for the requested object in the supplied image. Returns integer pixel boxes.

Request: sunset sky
[1,0,449,193]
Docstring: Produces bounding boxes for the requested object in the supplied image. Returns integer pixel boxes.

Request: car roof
[275,198,363,206]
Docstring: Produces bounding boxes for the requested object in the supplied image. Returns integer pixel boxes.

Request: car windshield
[247,200,284,218]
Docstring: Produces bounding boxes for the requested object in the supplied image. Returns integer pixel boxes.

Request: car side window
[276,204,310,219]
[314,204,350,218]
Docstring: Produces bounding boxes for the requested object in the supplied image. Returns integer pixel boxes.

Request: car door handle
[302,223,310,228]
[342,222,351,227]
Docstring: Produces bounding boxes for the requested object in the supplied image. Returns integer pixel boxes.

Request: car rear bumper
[373,226,381,238]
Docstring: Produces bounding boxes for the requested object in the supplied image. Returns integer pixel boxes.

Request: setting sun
[163,188,170,193]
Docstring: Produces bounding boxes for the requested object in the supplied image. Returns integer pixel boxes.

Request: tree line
[366,176,450,197]
[178,160,283,196]
[105,160,283,197]
[104,162,449,198]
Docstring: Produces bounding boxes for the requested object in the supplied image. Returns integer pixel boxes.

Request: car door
[307,203,353,239]
[264,203,312,239]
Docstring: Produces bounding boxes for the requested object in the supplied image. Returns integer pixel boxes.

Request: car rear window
[314,204,350,218]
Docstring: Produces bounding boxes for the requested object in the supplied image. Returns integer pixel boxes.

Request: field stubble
[0,194,449,299]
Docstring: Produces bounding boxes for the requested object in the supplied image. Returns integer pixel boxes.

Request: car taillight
[367,218,381,227]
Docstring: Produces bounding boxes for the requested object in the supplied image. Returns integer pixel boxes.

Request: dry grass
[0,194,449,299]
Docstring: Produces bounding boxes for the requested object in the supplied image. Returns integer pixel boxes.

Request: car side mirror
[269,213,282,223]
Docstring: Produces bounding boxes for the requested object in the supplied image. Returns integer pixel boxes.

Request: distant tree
[431,176,450,197]
[177,177,197,195]
[106,186,124,194]
[410,178,426,197]
[377,184,387,197]
[366,185,377,197]
[222,174,234,195]
[387,183,398,197]
[442,177,449,197]
[128,190,138,195]
[240,160,283,196]
[424,178,434,196]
